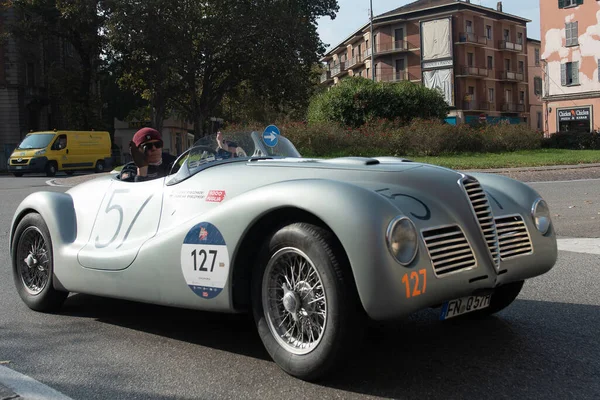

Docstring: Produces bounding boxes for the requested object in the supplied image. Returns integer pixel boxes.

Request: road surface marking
[0,365,74,400]
[557,238,600,255]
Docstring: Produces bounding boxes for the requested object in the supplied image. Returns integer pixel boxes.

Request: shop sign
[557,107,591,122]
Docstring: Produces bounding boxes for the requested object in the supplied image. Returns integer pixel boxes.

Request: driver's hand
[216,131,223,144]
[129,141,148,167]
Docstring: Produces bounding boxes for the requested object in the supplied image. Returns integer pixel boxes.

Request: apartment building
[528,38,543,132]
[320,0,531,126]
[541,0,600,133]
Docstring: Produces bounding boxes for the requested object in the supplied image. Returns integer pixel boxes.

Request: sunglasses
[142,141,163,151]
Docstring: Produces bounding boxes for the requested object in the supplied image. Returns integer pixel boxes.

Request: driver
[122,127,177,182]
[216,131,246,158]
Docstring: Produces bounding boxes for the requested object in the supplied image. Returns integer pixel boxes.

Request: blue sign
[262,125,280,147]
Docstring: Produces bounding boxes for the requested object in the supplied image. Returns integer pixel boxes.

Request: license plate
[440,294,491,320]
[16,166,23,169]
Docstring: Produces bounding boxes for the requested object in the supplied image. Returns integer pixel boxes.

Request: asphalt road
[0,173,599,400]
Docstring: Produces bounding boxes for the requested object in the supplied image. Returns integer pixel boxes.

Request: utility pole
[370,0,375,81]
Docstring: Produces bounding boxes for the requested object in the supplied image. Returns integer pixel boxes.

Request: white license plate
[440,294,491,320]
[15,166,23,169]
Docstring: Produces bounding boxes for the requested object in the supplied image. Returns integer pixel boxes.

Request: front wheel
[12,213,68,312]
[94,160,105,173]
[252,222,364,381]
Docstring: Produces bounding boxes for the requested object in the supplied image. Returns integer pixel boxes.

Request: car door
[51,134,69,169]
[77,177,165,270]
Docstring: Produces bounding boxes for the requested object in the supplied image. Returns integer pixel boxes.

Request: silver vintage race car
[9,127,557,381]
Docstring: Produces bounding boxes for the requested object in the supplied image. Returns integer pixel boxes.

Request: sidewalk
[463,162,600,173]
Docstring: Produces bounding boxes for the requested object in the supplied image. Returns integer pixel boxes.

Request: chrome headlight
[531,198,551,235]
[386,216,418,265]
[34,149,46,156]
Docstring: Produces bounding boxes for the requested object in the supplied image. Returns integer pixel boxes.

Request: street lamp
[370,0,375,81]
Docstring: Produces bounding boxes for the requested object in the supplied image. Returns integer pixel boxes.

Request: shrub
[541,130,600,150]
[307,77,449,128]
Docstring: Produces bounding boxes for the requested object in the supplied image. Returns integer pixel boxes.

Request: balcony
[320,70,332,84]
[376,71,416,83]
[499,40,523,52]
[374,40,413,55]
[458,32,487,46]
[330,61,347,78]
[346,55,364,69]
[458,66,489,78]
[499,70,525,82]
[501,103,526,113]
[462,101,491,111]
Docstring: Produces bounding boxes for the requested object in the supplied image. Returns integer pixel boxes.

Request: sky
[316,0,541,52]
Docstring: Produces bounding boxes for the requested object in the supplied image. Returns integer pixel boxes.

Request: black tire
[94,160,105,173]
[45,162,57,177]
[13,172,23,177]
[251,222,364,381]
[11,213,68,312]
[466,280,524,319]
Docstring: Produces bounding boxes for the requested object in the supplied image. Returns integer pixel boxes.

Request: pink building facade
[541,0,600,134]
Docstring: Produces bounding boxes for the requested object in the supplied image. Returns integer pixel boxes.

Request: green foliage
[307,77,449,127]
[541,130,600,150]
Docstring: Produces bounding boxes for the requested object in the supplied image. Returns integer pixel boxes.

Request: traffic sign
[262,125,280,147]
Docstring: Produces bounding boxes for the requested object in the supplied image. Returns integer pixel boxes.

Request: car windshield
[17,133,56,150]
[167,130,301,185]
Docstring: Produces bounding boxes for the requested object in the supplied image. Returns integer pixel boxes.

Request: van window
[17,133,55,150]
[52,134,67,150]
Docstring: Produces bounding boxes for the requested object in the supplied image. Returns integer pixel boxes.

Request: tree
[106,0,339,139]
[9,0,107,129]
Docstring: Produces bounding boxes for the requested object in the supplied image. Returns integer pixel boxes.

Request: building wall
[528,40,543,132]
[541,0,600,133]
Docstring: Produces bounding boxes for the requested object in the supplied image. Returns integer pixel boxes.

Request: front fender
[9,191,77,259]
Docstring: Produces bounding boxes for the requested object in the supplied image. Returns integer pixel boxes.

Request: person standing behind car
[127,127,177,182]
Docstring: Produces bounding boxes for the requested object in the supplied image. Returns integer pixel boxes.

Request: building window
[565,22,579,46]
[488,88,495,102]
[467,52,474,66]
[486,25,492,39]
[535,48,540,66]
[561,61,579,85]
[518,60,524,74]
[537,112,542,130]
[504,29,510,42]
[466,20,473,33]
[517,32,523,45]
[534,76,543,95]
[505,59,511,71]
[558,0,583,9]
[519,91,525,104]
[487,56,493,70]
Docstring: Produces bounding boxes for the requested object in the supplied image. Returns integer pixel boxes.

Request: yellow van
[8,130,112,177]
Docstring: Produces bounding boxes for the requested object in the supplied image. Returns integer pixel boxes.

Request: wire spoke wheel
[17,226,50,295]
[262,247,327,355]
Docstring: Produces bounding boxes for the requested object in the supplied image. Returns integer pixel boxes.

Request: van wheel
[95,160,105,173]
[45,162,57,177]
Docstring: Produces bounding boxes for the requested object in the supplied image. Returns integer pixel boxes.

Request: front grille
[495,215,533,259]
[422,225,476,276]
[11,158,29,165]
[462,177,500,269]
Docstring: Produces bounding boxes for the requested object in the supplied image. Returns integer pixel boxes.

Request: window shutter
[573,22,578,45]
[565,23,571,46]
[558,0,565,8]
[576,0,583,5]
[561,63,567,86]
[572,61,579,84]
[598,59,600,82]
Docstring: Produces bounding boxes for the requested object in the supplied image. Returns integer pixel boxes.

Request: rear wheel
[12,213,68,312]
[45,162,57,177]
[94,160,105,173]
[252,222,364,381]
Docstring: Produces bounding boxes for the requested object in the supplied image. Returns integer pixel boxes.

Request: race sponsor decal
[206,190,226,202]
[181,222,229,299]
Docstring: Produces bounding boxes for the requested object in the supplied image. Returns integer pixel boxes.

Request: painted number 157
[401,269,427,299]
